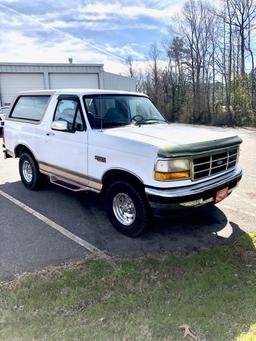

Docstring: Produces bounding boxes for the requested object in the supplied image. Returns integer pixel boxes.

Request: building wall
[103,72,136,92]
[0,63,136,105]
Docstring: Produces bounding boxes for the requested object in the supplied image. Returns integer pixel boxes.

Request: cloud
[33,0,182,21]
[0,14,138,74]
[77,2,181,21]
[0,0,19,3]
[35,1,183,31]
[0,0,184,75]
[103,44,144,59]
[0,24,135,72]
[40,18,159,32]
[0,3,128,62]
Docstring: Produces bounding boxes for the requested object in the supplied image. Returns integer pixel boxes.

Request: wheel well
[102,170,144,193]
[15,145,35,159]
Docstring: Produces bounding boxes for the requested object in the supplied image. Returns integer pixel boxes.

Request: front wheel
[19,153,45,190]
[105,181,151,237]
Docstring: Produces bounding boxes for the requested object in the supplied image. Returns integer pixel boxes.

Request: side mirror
[51,120,69,132]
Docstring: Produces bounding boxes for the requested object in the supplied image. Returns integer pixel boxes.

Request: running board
[49,175,99,193]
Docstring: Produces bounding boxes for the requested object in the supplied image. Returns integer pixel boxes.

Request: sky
[0,0,184,75]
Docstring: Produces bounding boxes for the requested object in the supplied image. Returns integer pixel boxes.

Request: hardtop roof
[16,89,147,97]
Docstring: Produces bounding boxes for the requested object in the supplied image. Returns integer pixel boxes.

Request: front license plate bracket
[215,187,229,203]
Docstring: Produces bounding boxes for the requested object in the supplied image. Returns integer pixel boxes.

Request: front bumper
[145,167,242,216]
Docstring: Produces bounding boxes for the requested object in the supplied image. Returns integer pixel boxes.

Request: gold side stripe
[38,161,102,191]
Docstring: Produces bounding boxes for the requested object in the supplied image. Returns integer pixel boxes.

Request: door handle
[46,132,55,136]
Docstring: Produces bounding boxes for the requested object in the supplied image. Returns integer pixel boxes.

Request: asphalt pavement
[0,126,255,280]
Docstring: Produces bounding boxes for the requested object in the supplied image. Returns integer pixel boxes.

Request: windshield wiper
[134,118,167,126]
[144,118,167,123]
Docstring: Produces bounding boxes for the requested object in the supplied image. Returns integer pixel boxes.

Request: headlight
[154,159,191,181]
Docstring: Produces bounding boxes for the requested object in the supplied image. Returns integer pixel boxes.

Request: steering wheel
[131,114,144,123]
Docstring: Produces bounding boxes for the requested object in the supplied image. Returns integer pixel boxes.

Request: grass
[0,234,255,341]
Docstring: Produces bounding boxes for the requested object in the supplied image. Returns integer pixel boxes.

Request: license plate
[215,187,229,203]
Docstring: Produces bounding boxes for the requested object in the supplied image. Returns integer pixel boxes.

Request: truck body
[2,89,242,236]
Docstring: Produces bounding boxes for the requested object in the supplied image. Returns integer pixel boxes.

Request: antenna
[100,93,103,132]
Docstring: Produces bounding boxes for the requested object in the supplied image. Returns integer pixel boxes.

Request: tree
[125,55,136,79]
[166,36,189,118]
[148,42,161,106]
[133,0,256,127]
[229,0,256,77]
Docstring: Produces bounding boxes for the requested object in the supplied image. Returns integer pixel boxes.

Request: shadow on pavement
[0,179,248,258]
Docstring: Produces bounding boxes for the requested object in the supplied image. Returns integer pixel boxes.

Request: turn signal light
[154,171,190,181]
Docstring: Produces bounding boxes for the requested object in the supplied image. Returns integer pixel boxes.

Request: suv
[2,90,242,236]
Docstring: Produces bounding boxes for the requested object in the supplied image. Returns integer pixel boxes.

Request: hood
[104,123,242,157]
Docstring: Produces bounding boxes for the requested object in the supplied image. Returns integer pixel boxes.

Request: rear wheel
[105,181,151,237]
[19,153,45,190]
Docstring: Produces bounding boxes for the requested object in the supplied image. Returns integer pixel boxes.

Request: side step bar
[49,175,100,193]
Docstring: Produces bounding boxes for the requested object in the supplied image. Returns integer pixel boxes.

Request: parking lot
[0,126,255,281]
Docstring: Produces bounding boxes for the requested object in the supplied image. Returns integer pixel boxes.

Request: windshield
[83,95,166,129]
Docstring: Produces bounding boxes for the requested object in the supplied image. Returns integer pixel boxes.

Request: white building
[0,62,136,105]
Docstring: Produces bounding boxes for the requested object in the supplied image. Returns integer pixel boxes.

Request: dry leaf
[179,324,198,339]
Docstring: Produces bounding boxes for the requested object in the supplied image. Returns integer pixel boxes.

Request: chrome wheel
[22,160,33,183]
[113,193,136,226]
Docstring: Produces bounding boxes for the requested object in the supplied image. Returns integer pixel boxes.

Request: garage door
[0,73,44,105]
[49,73,99,90]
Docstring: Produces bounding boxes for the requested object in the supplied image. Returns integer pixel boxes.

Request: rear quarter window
[10,96,50,121]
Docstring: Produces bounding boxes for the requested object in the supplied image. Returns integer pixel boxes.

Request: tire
[105,181,151,237]
[19,153,45,190]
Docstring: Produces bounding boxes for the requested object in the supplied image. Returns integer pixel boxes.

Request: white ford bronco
[2,89,242,236]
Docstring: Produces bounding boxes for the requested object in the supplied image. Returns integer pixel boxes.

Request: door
[39,95,88,185]
[49,73,99,89]
[0,73,45,105]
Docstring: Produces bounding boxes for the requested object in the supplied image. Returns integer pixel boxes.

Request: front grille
[192,147,239,180]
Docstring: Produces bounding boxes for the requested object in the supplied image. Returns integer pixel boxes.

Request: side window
[10,96,50,121]
[54,99,85,132]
